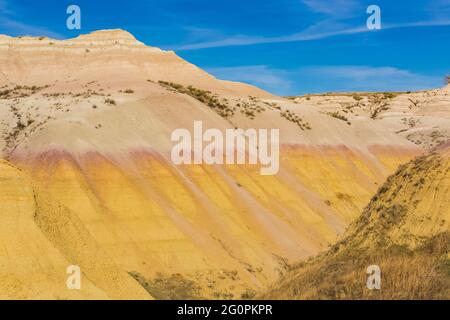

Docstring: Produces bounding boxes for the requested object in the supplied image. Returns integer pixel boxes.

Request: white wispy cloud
[425,0,450,19]
[181,26,225,42]
[174,25,367,50]
[174,0,450,51]
[0,1,64,38]
[207,64,443,95]
[0,0,12,14]
[206,65,293,95]
[302,0,360,17]
[0,17,64,38]
[175,18,450,51]
[296,65,443,93]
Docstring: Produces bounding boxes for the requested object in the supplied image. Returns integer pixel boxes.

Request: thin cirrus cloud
[0,0,12,14]
[299,65,443,92]
[173,0,450,51]
[175,18,450,51]
[207,65,443,95]
[0,17,64,39]
[206,65,294,95]
[302,0,361,17]
[0,0,64,39]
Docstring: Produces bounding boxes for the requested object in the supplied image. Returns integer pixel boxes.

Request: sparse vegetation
[365,94,392,119]
[0,89,12,98]
[263,233,449,300]
[370,102,390,119]
[0,84,49,99]
[280,110,312,130]
[239,100,265,119]
[262,151,450,300]
[408,98,421,109]
[158,81,235,118]
[105,98,116,105]
[241,289,257,299]
[382,92,399,99]
[326,111,351,125]
[129,271,202,300]
[267,102,281,110]
[16,120,26,130]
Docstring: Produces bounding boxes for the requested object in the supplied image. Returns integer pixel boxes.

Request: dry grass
[326,111,351,125]
[0,84,49,99]
[129,271,203,300]
[262,233,450,300]
[105,98,116,105]
[286,91,406,100]
[280,110,311,130]
[158,81,235,118]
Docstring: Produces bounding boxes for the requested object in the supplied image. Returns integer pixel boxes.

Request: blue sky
[0,0,449,95]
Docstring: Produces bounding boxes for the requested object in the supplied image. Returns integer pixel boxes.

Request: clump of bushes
[281,110,312,130]
[238,101,265,119]
[0,84,49,99]
[129,271,202,300]
[382,92,398,99]
[241,289,257,299]
[326,111,351,125]
[16,120,26,130]
[158,81,235,118]
[370,103,390,119]
[0,89,12,98]
[105,98,116,105]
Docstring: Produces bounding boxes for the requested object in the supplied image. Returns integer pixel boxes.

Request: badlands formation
[0,29,448,299]
[263,144,450,299]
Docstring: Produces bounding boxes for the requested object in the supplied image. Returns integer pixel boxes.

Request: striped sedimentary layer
[0,160,151,299]
[7,143,418,298]
[0,29,429,299]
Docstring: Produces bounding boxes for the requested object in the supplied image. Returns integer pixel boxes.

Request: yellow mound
[0,160,152,299]
[0,30,436,299]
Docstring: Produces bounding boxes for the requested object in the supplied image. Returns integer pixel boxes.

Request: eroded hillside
[263,146,450,299]
[0,160,152,299]
[0,29,444,299]
[290,88,450,151]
